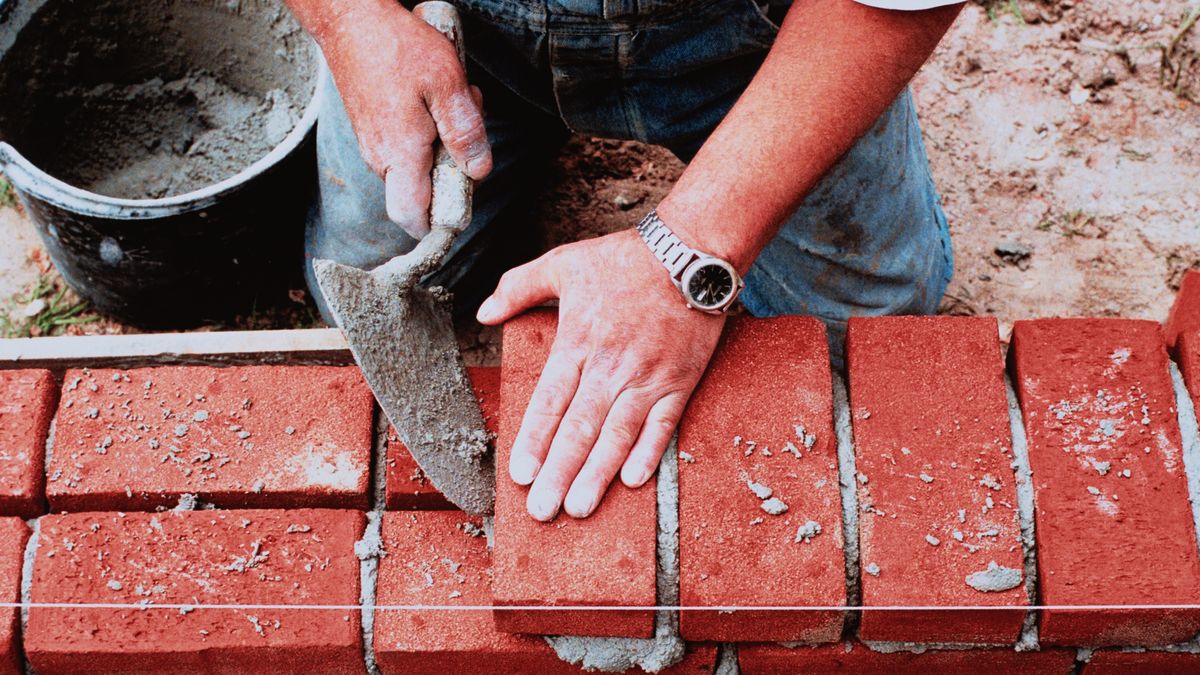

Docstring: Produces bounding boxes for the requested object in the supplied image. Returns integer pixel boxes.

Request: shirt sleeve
[853,0,964,9]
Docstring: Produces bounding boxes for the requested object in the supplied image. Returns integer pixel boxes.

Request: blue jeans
[304,0,954,366]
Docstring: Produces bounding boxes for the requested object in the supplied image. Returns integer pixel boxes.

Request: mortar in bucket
[0,0,325,327]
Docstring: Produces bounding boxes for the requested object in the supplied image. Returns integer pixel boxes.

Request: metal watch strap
[635,211,697,282]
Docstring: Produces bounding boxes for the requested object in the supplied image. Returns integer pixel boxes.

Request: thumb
[426,80,492,181]
[477,255,559,325]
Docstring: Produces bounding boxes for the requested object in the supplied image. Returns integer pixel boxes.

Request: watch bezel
[679,256,743,314]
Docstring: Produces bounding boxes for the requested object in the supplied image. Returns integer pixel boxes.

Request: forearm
[657,0,962,272]
[285,0,413,55]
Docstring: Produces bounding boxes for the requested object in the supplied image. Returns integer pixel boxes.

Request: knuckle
[648,410,678,436]
[439,111,487,153]
[560,415,600,443]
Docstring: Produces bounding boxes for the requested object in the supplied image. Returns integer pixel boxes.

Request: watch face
[686,261,735,309]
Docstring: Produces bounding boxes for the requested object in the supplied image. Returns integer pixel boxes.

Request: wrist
[305,0,411,54]
[653,197,761,275]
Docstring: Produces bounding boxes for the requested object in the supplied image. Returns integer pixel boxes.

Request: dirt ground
[3,0,1200,342]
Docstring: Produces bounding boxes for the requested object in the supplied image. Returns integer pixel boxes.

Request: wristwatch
[635,210,744,314]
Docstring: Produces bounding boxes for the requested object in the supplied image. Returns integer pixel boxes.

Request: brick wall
[4,270,1200,671]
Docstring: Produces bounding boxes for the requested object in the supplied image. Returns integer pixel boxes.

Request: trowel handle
[414,1,473,233]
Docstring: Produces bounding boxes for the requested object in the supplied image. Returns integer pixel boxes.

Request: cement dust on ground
[3,0,1200,345]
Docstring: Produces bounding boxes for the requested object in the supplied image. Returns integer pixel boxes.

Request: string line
[6,603,1200,611]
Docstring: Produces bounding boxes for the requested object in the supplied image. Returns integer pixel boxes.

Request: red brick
[1010,318,1200,646]
[847,316,1025,644]
[375,510,716,674]
[677,316,844,642]
[1165,269,1200,349]
[0,369,55,517]
[738,641,1076,674]
[25,508,364,673]
[1176,330,1200,414]
[1084,649,1200,674]
[493,309,657,637]
[0,518,29,675]
[384,368,500,511]
[375,510,568,672]
[48,366,373,511]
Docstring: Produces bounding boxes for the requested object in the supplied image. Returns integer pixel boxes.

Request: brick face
[676,316,844,642]
[1010,318,1200,646]
[1176,330,1200,413]
[0,518,28,675]
[1083,650,1200,673]
[1165,269,1200,349]
[25,509,364,673]
[847,316,1025,644]
[738,642,1076,674]
[375,509,581,673]
[0,369,55,518]
[384,368,500,511]
[48,366,374,511]
[492,310,657,637]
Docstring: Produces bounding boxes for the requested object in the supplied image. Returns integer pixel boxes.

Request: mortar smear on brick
[545,442,686,672]
[19,519,37,641]
[714,642,739,674]
[359,405,390,675]
[1005,375,1042,651]
[833,374,861,616]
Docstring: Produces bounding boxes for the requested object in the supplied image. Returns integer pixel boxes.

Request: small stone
[106,580,123,591]
[965,561,1023,592]
[925,534,941,546]
[994,240,1032,269]
[760,497,788,516]
[865,562,881,576]
[174,424,188,438]
[746,479,773,500]
[794,520,822,543]
[192,410,209,422]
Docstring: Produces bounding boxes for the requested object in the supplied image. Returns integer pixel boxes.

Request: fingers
[476,254,560,325]
[509,348,582,487]
[620,394,687,488]
[526,378,614,521]
[562,389,654,518]
[425,77,492,180]
[384,150,433,239]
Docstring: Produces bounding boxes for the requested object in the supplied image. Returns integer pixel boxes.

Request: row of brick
[0,506,1193,673]
[0,361,485,517]
[493,308,1200,652]
[6,311,1200,651]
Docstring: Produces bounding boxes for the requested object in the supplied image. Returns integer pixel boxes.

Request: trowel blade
[313,258,494,515]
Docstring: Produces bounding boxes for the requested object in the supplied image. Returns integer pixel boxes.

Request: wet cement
[0,0,315,199]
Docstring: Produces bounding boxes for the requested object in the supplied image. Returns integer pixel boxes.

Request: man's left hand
[476,229,725,521]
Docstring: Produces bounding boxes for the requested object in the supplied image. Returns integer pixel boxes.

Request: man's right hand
[289,0,492,238]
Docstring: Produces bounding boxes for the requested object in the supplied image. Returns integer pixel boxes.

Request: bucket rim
[0,46,328,220]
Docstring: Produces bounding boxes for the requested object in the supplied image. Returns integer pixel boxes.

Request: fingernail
[476,297,498,323]
[465,152,490,177]
[528,492,559,521]
[566,492,599,519]
[510,455,539,485]
[628,466,653,488]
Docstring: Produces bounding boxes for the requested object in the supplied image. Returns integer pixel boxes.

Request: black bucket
[0,0,324,328]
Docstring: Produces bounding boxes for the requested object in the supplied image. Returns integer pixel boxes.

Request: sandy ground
[3,0,1200,340]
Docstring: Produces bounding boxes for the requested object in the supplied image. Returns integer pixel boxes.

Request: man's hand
[476,231,725,521]
[288,0,492,238]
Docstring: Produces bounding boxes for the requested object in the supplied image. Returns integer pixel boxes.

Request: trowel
[313,1,493,515]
